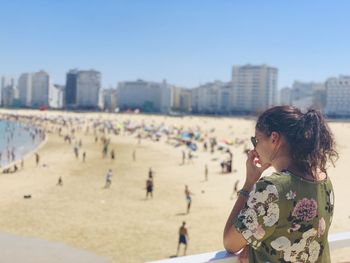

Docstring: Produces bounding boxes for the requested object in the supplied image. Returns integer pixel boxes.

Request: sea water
[0,120,43,167]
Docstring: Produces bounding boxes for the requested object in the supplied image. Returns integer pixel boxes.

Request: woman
[223,106,338,262]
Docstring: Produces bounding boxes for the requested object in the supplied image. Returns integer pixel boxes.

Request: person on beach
[148,167,154,177]
[57,176,63,186]
[176,221,189,256]
[203,141,208,152]
[74,145,79,159]
[204,164,208,181]
[181,150,186,165]
[132,150,136,161]
[223,106,338,262]
[137,133,141,145]
[102,143,108,158]
[35,153,40,166]
[185,185,193,214]
[82,151,86,162]
[110,149,115,161]
[104,169,113,188]
[146,174,154,199]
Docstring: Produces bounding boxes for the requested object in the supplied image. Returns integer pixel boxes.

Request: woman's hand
[245,150,270,188]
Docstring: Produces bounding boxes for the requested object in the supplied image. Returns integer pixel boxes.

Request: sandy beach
[0,109,349,262]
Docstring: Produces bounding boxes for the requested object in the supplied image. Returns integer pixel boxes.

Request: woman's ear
[271,131,280,143]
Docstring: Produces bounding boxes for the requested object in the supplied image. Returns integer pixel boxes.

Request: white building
[279,81,326,112]
[279,87,292,105]
[191,81,232,114]
[1,85,16,107]
[325,75,350,117]
[171,86,192,112]
[76,70,101,109]
[1,77,15,106]
[31,71,50,107]
[49,84,64,108]
[102,88,117,112]
[231,65,278,113]
[117,79,171,113]
[18,73,32,107]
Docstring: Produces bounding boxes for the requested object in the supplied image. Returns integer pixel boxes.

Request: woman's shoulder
[255,172,297,197]
[258,171,291,186]
[256,171,333,198]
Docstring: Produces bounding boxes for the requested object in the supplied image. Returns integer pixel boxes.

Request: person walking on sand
[146,174,154,199]
[104,169,113,188]
[148,167,155,178]
[204,164,208,181]
[102,143,108,158]
[57,176,63,186]
[132,150,136,161]
[185,185,193,214]
[82,151,86,162]
[110,149,115,161]
[35,153,40,166]
[176,221,189,256]
[74,145,79,159]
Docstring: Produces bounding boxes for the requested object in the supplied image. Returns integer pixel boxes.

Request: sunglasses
[251,136,259,148]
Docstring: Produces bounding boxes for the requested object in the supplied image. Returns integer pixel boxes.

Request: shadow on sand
[175,212,187,216]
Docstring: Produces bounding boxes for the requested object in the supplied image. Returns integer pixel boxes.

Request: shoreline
[0,119,47,171]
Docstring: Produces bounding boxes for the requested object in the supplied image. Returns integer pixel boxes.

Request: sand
[0,109,349,262]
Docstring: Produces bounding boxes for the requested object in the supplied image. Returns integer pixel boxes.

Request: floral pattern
[237,182,279,248]
[233,173,334,263]
[292,198,318,221]
[271,228,322,262]
[286,190,296,200]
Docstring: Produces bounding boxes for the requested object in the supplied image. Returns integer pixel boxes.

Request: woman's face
[253,129,274,166]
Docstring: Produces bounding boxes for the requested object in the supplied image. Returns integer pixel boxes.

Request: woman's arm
[224,150,271,253]
[223,183,252,253]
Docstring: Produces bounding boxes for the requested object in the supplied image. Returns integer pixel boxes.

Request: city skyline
[1,1,350,88]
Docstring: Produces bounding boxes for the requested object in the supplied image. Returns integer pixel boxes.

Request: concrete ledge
[149,232,350,263]
[0,232,110,263]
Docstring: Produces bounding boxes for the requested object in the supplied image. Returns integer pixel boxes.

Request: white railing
[148,232,350,263]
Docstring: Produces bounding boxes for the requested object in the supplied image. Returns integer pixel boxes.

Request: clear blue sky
[1,0,349,88]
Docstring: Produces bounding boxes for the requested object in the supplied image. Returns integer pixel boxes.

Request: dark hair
[256,106,338,177]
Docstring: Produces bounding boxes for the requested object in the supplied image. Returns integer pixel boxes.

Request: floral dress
[232,171,334,263]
